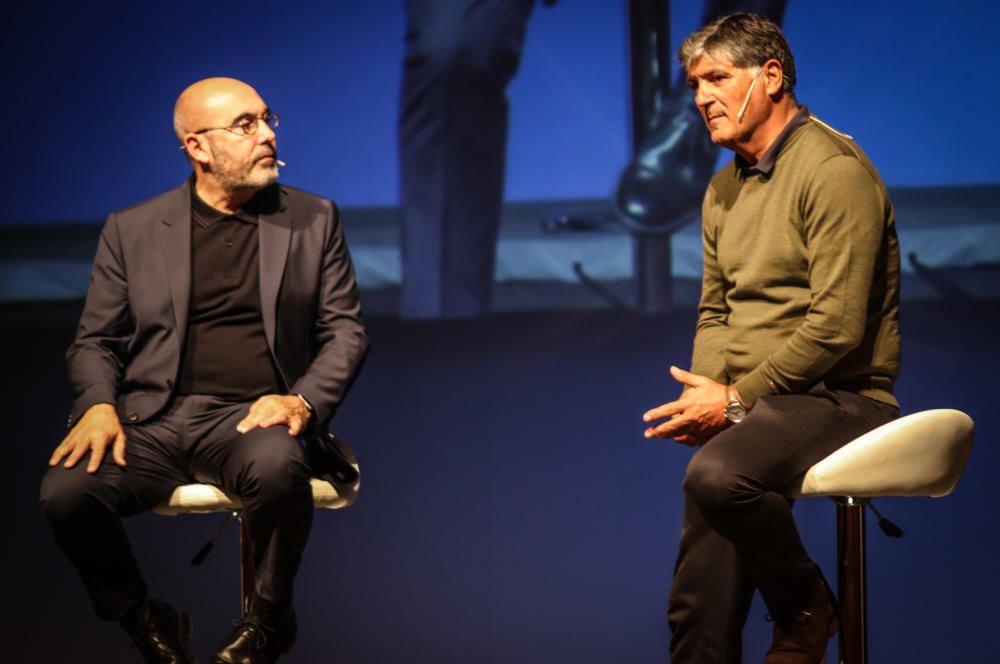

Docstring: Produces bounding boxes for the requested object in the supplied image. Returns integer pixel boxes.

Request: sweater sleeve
[689,197,729,385]
[733,154,886,405]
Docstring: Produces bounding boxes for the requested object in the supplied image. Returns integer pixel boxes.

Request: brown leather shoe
[764,579,839,664]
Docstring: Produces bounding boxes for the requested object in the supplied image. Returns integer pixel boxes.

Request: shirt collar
[191,187,260,228]
[736,104,810,177]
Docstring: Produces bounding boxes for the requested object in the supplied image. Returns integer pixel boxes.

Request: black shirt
[175,189,284,399]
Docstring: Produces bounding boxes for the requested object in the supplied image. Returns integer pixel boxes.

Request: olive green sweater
[691,111,901,407]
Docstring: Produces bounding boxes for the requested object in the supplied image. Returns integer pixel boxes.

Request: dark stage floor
[3,298,997,662]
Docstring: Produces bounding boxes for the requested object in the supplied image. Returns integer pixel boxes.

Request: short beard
[214,162,278,193]
[206,137,279,194]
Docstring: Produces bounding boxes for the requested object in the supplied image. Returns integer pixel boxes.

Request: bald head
[173,77,264,140]
[174,77,280,206]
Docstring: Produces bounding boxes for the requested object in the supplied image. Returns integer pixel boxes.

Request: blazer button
[127,413,139,423]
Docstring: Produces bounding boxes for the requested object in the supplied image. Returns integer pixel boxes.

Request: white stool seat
[788,408,974,664]
[153,477,351,516]
[793,409,974,499]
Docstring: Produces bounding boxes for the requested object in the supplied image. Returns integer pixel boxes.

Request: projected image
[3,1,998,316]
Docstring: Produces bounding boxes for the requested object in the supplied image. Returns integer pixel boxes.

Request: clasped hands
[49,394,312,474]
[643,366,730,446]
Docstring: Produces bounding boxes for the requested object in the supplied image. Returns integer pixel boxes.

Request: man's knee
[237,432,311,499]
[682,447,763,518]
[682,451,734,516]
[39,466,105,525]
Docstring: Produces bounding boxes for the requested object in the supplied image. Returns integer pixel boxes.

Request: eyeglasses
[192,110,279,137]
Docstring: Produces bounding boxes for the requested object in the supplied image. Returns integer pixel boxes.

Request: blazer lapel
[159,183,192,336]
[258,189,291,354]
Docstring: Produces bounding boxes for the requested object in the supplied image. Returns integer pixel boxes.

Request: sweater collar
[736,105,810,177]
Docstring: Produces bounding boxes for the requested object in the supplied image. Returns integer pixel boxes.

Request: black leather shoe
[211,603,297,664]
[124,598,197,664]
[614,86,718,234]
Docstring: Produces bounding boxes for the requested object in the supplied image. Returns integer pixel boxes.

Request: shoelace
[231,615,274,649]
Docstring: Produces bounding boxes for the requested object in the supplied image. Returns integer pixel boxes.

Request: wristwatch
[724,387,748,424]
[295,393,314,413]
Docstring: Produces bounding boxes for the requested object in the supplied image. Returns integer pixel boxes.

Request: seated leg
[40,460,152,621]
[668,496,754,664]
[40,421,187,621]
[680,388,896,622]
[195,422,311,663]
[40,421,196,662]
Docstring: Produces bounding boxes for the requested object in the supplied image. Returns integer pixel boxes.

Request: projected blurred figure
[398,0,540,318]
[40,78,368,663]
[398,0,784,318]
[641,15,900,663]
[616,0,787,230]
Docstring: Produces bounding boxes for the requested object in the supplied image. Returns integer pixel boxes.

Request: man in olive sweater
[641,14,900,664]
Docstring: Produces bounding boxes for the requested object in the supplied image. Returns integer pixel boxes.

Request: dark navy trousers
[668,385,897,663]
[40,395,314,620]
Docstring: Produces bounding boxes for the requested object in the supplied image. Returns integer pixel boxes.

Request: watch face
[725,401,747,424]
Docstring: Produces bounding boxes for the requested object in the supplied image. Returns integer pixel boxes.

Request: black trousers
[667,385,898,664]
[39,395,314,621]
[398,0,535,318]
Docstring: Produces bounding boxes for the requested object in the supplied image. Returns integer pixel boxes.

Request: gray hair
[679,13,796,96]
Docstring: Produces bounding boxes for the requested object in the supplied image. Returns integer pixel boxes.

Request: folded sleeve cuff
[733,369,776,408]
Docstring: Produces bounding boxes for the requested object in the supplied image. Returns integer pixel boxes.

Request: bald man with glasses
[40,77,369,664]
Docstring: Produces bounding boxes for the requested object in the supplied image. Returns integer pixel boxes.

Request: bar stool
[153,435,360,618]
[792,409,974,664]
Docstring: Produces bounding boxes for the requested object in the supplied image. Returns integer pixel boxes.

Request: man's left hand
[643,366,729,446]
[237,395,311,436]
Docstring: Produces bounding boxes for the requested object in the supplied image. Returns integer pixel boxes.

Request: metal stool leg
[836,498,868,664]
[237,512,256,619]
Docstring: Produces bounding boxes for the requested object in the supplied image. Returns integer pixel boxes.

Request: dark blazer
[66,179,369,492]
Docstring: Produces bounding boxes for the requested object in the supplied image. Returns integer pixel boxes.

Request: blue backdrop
[6,0,999,223]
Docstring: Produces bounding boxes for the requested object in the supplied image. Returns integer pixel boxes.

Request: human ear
[183,134,212,165]
[763,59,784,96]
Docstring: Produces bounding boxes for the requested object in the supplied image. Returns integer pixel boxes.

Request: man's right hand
[49,403,127,473]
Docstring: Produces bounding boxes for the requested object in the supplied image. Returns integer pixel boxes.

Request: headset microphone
[737,75,759,122]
